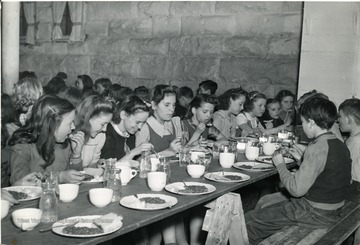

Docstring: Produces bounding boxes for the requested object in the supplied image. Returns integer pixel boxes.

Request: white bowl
[89,188,113,208]
[58,184,79,202]
[12,208,42,231]
[187,164,205,178]
[1,200,10,220]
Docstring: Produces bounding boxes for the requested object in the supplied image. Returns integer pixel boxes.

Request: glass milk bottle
[139,149,151,178]
[39,181,58,223]
[106,169,122,202]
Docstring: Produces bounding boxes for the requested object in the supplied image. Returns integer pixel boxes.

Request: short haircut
[57,86,83,107]
[217,88,248,110]
[94,78,112,90]
[151,85,176,105]
[134,86,150,102]
[47,76,67,94]
[275,90,295,103]
[266,98,280,109]
[56,72,68,80]
[199,80,218,95]
[177,86,194,99]
[244,91,267,112]
[300,97,337,130]
[339,98,360,125]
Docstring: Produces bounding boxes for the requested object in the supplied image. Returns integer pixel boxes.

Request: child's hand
[272,150,285,167]
[69,131,85,158]
[131,143,153,156]
[288,147,302,161]
[169,138,182,153]
[195,123,206,134]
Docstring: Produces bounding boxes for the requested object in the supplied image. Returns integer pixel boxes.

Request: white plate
[120,194,177,210]
[2,186,42,201]
[165,182,216,196]
[233,162,274,172]
[204,172,250,183]
[256,156,294,164]
[52,215,122,238]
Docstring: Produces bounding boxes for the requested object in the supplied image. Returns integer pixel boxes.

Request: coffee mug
[117,166,137,185]
[147,172,167,191]
[263,142,276,156]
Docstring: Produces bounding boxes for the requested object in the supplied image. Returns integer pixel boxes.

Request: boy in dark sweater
[245,97,352,244]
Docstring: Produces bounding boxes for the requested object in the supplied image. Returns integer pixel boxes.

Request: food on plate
[139,197,166,204]
[63,226,103,235]
[179,185,208,193]
[62,213,123,235]
[223,175,243,181]
[8,190,28,200]
[240,165,253,169]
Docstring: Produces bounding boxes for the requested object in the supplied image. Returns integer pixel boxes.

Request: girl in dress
[258,99,292,134]
[9,95,85,185]
[213,88,248,139]
[101,95,153,161]
[73,95,114,168]
[136,85,182,155]
[182,94,226,146]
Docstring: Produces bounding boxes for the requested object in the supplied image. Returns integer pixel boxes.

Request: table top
[1,154,296,245]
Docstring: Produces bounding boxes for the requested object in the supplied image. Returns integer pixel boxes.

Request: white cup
[245,146,260,160]
[263,142,276,156]
[187,164,205,178]
[150,158,160,171]
[12,208,42,231]
[118,166,137,185]
[1,200,10,220]
[89,188,113,207]
[147,172,167,191]
[58,184,79,202]
[219,152,235,168]
[191,151,205,163]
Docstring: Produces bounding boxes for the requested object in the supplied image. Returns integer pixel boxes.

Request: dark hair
[177,86,194,100]
[77,75,93,93]
[57,86,83,107]
[94,78,112,91]
[56,72,68,80]
[275,90,295,103]
[300,97,337,130]
[19,71,37,80]
[217,88,248,110]
[134,86,150,102]
[74,95,115,142]
[339,98,360,125]
[185,94,218,119]
[1,94,16,125]
[266,98,280,108]
[244,91,267,112]
[47,76,67,94]
[112,95,150,124]
[108,85,133,103]
[151,85,176,105]
[199,80,218,95]
[295,90,329,112]
[83,89,100,98]
[8,95,75,167]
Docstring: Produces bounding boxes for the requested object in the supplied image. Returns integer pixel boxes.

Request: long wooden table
[1,154,295,245]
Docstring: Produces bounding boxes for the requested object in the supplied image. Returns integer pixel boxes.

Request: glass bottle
[103,158,116,187]
[158,157,171,184]
[106,168,122,202]
[139,149,151,178]
[39,181,58,223]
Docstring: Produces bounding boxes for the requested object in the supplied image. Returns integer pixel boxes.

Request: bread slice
[94,213,123,233]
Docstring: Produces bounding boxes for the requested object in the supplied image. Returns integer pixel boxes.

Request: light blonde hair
[13,77,43,111]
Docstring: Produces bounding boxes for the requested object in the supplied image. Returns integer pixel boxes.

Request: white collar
[147,116,173,137]
[111,122,130,138]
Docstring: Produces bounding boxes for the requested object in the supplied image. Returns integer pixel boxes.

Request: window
[60,3,72,36]
[19,3,27,37]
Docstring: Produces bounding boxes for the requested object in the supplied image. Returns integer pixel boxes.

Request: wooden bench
[259,200,360,245]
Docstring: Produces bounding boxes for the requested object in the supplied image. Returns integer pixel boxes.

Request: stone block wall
[20,1,303,97]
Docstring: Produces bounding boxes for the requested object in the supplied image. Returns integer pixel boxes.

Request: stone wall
[20,1,303,97]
